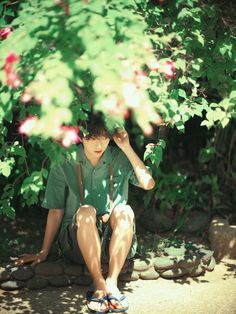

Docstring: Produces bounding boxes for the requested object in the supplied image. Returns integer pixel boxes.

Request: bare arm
[121,145,155,190]
[40,208,64,256]
[113,130,155,190]
[15,209,64,266]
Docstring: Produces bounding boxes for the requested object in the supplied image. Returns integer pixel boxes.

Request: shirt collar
[76,144,112,168]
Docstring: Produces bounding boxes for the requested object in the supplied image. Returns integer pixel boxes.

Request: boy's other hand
[113,129,130,151]
[15,251,47,267]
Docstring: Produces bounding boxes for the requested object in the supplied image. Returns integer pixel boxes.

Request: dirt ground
[0,258,236,314]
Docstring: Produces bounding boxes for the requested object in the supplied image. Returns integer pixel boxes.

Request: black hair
[79,112,113,139]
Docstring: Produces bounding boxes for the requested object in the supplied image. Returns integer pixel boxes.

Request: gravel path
[0,258,235,314]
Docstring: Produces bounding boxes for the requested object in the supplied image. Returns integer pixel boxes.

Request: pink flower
[4,52,19,67]
[20,91,32,103]
[61,126,80,147]
[18,116,38,136]
[0,27,13,40]
[162,61,175,78]
[134,70,147,77]
[4,52,22,88]
[124,109,131,120]
[6,72,22,88]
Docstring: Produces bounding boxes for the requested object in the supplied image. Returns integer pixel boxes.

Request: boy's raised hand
[113,129,130,151]
[15,251,47,267]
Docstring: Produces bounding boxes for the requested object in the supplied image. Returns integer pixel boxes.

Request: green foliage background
[0,0,235,231]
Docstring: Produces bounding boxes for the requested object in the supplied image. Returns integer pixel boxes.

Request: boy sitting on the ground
[15,112,155,313]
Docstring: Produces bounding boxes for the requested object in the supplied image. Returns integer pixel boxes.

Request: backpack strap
[78,161,85,205]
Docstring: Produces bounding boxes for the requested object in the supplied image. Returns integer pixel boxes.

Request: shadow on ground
[0,282,134,314]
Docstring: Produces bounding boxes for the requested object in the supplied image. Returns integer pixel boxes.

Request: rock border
[0,241,216,291]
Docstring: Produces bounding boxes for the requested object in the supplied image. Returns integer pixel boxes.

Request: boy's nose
[95,142,102,149]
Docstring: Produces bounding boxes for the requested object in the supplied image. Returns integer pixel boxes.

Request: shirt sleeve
[129,169,140,186]
[41,166,67,210]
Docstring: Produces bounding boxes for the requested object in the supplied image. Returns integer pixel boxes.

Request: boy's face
[81,136,110,159]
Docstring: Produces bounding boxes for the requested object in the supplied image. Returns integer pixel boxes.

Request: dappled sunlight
[0,286,87,314]
[132,165,155,190]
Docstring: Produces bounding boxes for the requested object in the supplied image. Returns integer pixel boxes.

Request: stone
[140,268,159,280]
[154,257,176,271]
[205,256,216,272]
[1,280,26,291]
[164,246,186,257]
[161,268,189,279]
[180,210,210,233]
[64,264,83,276]
[209,216,236,260]
[48,276,72,287]
[11,265,34,281]
[0,267,11,282]
[34,262,64,276]
[133,258,153,272]
[120,260,131,273]
[27,277,49,290]
[2,263,16,270]
[198,248,213,264]
[74,274,92,286]
[189,265,205,277]
[119,271,140,282]
[139,208,175,233]
[177,256,200,270]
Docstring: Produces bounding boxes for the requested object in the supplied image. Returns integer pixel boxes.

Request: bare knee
[76,205,96,227]
[110,205,134,230]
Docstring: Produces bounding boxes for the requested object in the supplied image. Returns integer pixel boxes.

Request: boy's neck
[84,150,101,167]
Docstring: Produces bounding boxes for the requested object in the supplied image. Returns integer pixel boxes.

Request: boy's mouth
[94,150,102,154]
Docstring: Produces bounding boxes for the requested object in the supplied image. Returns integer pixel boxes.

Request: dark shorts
[56,208,138,264]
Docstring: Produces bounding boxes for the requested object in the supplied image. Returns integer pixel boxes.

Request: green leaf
[154,146,163,167]
[5,205,15,219]
[199,147,216,164]
[177,8,192,20]
[221,117,230,128]
[0,161,11,177]
[192,30,205,47]
[158,139,166,150]
[176,121,185,132]
[6,8,15,17]
[178,89,187,99]
[201,120,213,129]
[144,146,154,162]
[218,41,233,58]
[10,142,26,157]
[229,91,236,99]
[0,92,11,105]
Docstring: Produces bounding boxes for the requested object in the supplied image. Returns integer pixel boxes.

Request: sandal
[107,293,129,313]
[86,290,109,314]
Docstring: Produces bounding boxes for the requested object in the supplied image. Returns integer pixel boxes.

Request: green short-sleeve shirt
[42,144,139,233]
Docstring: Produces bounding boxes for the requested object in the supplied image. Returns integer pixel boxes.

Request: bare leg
[76,205,107,312]
[106,205,134,308]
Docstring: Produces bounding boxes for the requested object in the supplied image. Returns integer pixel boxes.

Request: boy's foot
[105,279,129,312]
[86,289,108,313]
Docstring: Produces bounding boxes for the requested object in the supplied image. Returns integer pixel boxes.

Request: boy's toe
[86,290,108,313]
